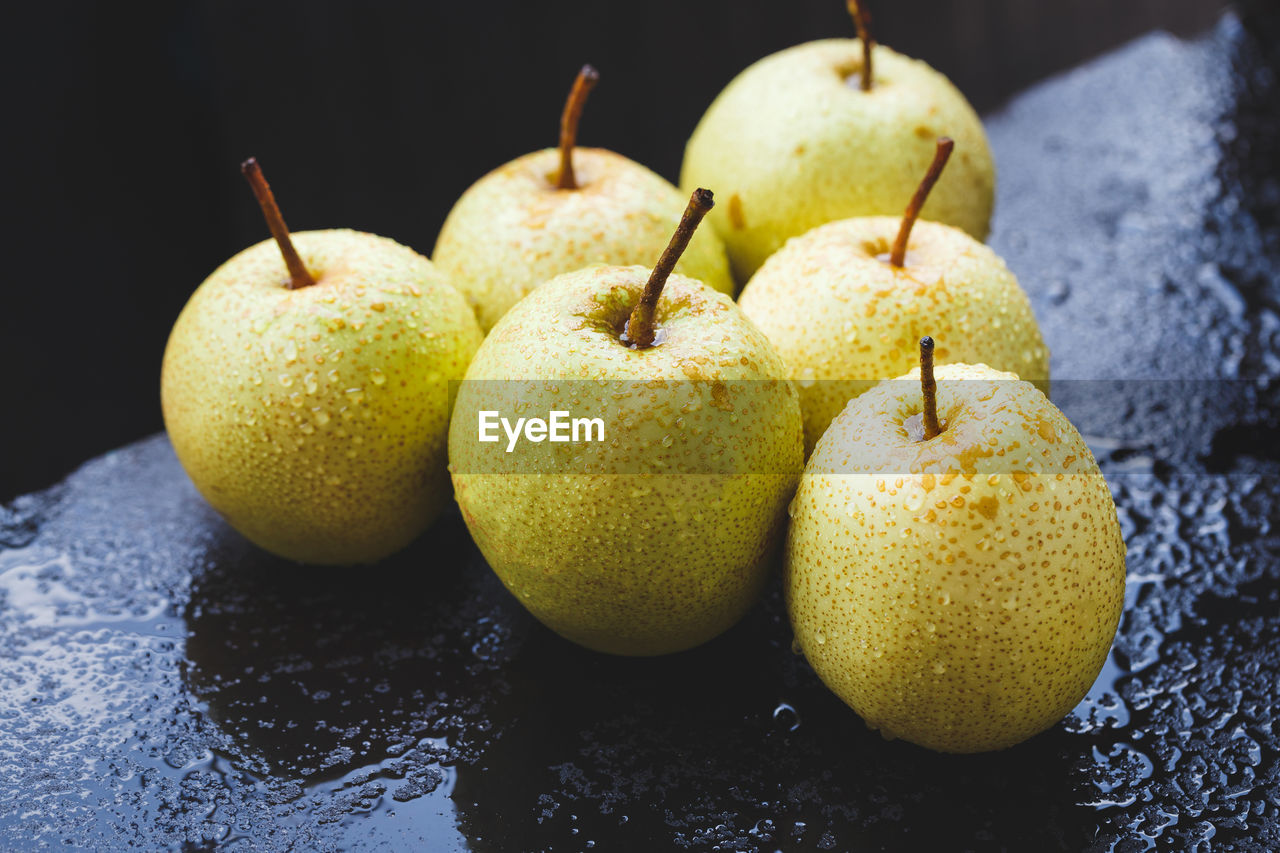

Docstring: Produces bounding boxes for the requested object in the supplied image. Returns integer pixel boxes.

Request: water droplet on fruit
[314,410,330,426]
[304,373,318,394]
[370,369,386,386]
[661,435,674,448]
[903,487,926,512]
[932,661,947,674]
[278,374,293,387]
[284,340,298,363]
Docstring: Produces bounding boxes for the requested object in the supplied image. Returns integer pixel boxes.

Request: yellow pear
[739,138,1047,453]
[680,3,994,281]
[162,159,482,565]
[785,346,1126,753]
[434,66,733,331]
[449,191,803,655]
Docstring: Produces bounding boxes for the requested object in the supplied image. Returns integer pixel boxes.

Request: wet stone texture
[3,10,1280,851]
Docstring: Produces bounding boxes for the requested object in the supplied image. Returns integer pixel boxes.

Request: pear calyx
[624,188,715,349]
[556,64,600,190]
[240,157,315,290]
[889,137,954,268]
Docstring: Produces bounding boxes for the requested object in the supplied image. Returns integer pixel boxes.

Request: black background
[0,0,1223,502]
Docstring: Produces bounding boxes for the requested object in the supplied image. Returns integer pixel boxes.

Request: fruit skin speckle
[785,363,1126,753]
[449,265,804,656]
[433,147,734,332]
[161,229,482,565]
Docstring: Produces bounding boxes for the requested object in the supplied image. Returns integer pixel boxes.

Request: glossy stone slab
[2,12,1278,851]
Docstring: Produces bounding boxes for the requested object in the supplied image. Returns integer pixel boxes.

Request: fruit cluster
[161,2,1124,754]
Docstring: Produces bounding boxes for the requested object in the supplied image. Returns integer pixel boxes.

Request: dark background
[0,0,1225,502]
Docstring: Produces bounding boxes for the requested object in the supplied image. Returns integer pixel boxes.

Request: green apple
[162,159,483,565]
[785,350,1126,753]
[449,190,803,655]
[680,12,994,282]
[434,65,733,331]
[739,137,1047,453]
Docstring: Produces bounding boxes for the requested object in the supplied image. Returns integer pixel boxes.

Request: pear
[785,340,1126,753]
[449,190,804,655]
[740,137,1046,453]
[434,65,734,332]
[680,2,995,281]
[162,159,483,565]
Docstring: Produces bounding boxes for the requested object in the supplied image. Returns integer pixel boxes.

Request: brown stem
[889,137,954,267]
[625,189,715,349]
[919,336,942,440]
[847,1,874,91]
[556,65,600,190]
[240,158,315,290]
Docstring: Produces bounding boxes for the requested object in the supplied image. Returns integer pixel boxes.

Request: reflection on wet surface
[3,10,1280,851]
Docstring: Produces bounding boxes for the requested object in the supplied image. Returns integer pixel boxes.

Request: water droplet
[314,410,331,426]
[284,340,298,363]
[903,486,926,512]
[304,373,318,394]
[661,434,674,448]
[278,374,293,387]
[370,368,386,386]
[772,702,801,732]
[250,374,262,386]
[932,661,947,674]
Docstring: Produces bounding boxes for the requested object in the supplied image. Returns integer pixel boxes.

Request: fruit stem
[556,65,600,190]
[920,336,942,440]
[889,137,954,268]
[847,1,874,91]
[625,189,715,349]
[241,158,315,290]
